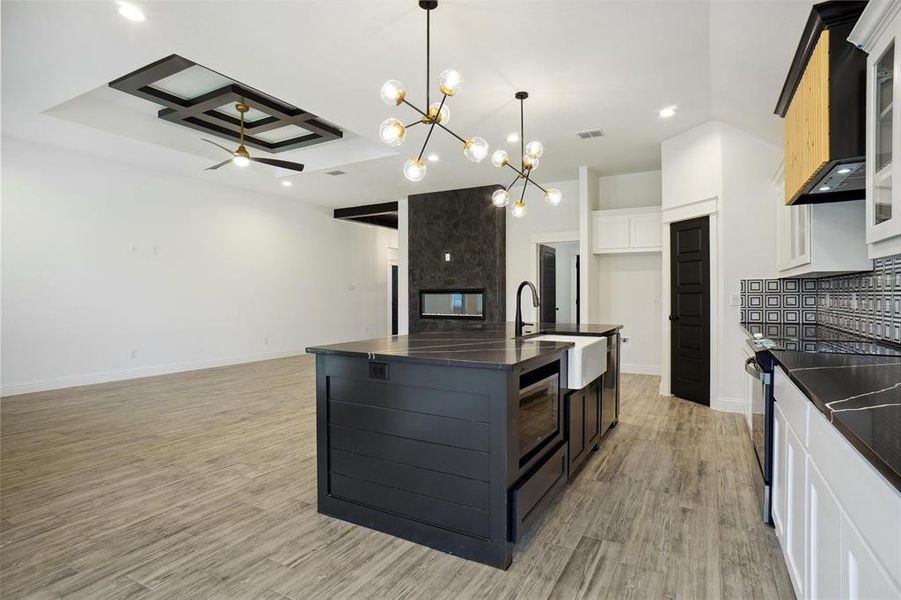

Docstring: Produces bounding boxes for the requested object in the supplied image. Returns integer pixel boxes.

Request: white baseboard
[712,396,747,414]
[621,363,661,376]
[1,349,309,397]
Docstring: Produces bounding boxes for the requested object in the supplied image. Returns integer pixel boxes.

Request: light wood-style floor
[1,356,794,599]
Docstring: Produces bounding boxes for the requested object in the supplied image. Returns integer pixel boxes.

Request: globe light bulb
[438,69,464,96]
[427,102,450,124]
[544,188,562,206]
[523,155,539,170]
[511,201,527,218]
[463,137,489,163]
[403,158,427,182]
[491,189,510,207]
[232,155,250,167]
[379,118,406,147]
[491,149,509,168]
[525,140,544,159]
[380,80,406,106]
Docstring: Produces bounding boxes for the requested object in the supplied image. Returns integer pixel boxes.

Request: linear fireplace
[419,289,485,320]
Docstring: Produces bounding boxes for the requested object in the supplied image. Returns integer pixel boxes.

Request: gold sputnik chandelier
[489,91,561,217]
[378,0,489,181]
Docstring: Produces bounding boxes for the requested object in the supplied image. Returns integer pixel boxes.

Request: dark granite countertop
[740,324,901,491]
[305,322,622,370]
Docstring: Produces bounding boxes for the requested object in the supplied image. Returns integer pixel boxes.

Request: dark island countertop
[305,322,622,370]
[741,324,901,491]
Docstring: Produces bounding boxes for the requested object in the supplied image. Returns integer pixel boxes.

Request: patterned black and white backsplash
[740,254,901,344]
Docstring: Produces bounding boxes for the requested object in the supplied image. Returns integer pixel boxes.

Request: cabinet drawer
[510,441,566,542]
[774,367,809,446]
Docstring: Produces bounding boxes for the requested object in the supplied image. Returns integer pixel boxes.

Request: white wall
[506,178,580,322]
[1,137,397,395]
[598,170,662,210]
[718,125,781,408]
[659,121,781,412]
[597,253,663,374]
[594,169,663,374]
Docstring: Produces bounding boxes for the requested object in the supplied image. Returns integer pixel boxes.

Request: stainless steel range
[743,325,901,525]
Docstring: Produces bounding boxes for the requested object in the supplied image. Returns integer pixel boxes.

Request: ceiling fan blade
[205,158,233,171]
[250,157,305,173]
[202,138,236,155]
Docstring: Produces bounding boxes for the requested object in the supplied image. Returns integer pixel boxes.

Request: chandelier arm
[520,169,532,202]
[528,179,549,194]
[406,120,424,129]
[416,94,447,161]
[402,99,429,118]
[434,121,467,145]
[505,174,521,191]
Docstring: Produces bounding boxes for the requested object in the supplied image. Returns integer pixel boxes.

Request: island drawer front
[510,441,567,542]
[330,424,490,481]
[330,473,490,538]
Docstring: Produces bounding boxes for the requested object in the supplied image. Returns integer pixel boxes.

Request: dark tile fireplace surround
[408,185,505,333]
[740,254,901,345]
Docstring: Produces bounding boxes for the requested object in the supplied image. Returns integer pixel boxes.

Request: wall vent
[326,170,348,176]
[576,129,604,139]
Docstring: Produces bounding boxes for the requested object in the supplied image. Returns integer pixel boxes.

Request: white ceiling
[1,0,813,208]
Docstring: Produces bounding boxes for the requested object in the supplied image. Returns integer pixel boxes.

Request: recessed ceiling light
[506,132,520,143]
[427,153,440,162]
[116,1,145,21]
[281,180,293,187]
[658,106,677,119]
[819,185,831,191]
[837,167,852,174]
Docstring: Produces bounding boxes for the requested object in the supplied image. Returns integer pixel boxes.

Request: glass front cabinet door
[865,17,901,257]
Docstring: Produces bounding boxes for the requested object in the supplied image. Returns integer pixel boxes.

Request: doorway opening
[388,261,399,336]
[537,241,580,325]
[668,216,710,405]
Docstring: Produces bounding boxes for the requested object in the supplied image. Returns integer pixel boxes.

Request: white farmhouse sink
[530,335,607,389]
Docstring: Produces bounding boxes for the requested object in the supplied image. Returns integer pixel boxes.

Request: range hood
[775,1,868,205]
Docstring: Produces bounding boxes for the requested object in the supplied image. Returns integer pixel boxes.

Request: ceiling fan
[202,102,305,173]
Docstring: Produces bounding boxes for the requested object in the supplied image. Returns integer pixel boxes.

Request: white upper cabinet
[773,163,872,276]
[851,0,901,258]
[592,206,662,254]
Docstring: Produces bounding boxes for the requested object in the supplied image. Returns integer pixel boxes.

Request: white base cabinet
[772,367,901,599]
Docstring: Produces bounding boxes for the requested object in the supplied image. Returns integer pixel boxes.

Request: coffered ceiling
[1,1,814,208]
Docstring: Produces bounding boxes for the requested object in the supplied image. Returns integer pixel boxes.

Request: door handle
[668,315,680,321]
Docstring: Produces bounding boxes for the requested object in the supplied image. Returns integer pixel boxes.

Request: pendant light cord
[520,98,525,159]
[426,8,430,109]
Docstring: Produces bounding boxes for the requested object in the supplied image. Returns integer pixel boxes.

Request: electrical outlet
[348,284,356,292]
[368,362,389,380]
[730,293,741,307]
[263,336,269,345]
[129,349,137,359]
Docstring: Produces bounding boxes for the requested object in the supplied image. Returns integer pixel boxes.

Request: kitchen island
[306,322,621,569]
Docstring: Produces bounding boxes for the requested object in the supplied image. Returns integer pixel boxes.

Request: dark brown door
[539,245,557,323]
[669,216,710,405]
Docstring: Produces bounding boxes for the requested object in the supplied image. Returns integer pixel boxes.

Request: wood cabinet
[592,207,662,254]
[773,163,872,277]
[776,2,868,205]
[850,0,901,258]
[771,367,901,599]
[565,379,601,478]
